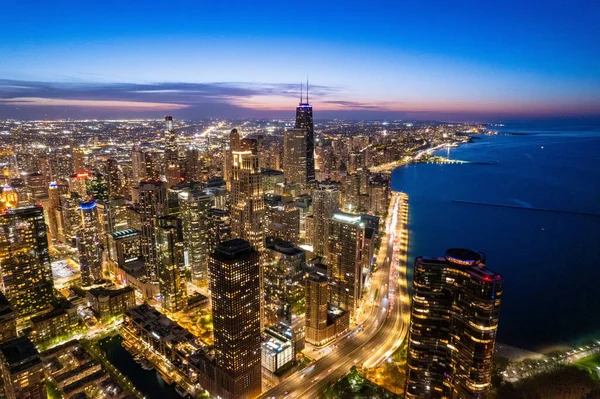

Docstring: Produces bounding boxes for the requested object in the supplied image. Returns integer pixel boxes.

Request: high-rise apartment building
[295,82,315,183]
[311,181,340,256]
[283,127,308,186]
[264,194,300,245]
[263,238,306,353]
[156,216,186,313]
[138,179,168,280]
[0,206,54,320]
[305,272,329,345]
[304,269,349,347]
[326,211,366,319]
[77,200,103,286]
[229,130,265,251]
[405,249,503,399]
[131,148,147,186]
[342,173,361,212]
[209,239,261,399]
[71,147,85,174]
[207,208,231,253]
[179,189,214,282]
[186,147,202,182]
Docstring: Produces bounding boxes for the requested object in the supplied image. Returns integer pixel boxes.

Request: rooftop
[213,239,255,260]
[0,337,41,374]
[111,228,140,240]
[88,286,134,298]
[332,211,363,225]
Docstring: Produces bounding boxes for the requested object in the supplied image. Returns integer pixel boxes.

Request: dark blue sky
[1,0,598,120]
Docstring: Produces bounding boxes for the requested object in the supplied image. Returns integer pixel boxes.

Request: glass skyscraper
[0,206,54,320]
[405,249,503,399]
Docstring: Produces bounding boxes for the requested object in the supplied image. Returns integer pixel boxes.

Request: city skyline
[1,1,599,121]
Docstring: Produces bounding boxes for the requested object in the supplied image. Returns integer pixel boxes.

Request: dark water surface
[99,335,182,399]
[392,122,600,350]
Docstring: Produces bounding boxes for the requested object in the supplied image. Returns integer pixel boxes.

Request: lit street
[260,192,410,398]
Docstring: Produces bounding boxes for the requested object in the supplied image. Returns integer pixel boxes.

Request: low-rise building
[261,328,294,374]
[87,286,135,319]
[30,301,78,344]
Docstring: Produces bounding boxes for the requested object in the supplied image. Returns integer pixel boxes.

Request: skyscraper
[326,211,366,320]
[311,181,340,256]
[131,148,147,186]
[263,237,306,353]
[405,249,503,399]
[186,147,202,182]
[178,189,214,282]
[305,272,329,345]
[77,200,103,286]
[164,116,181,187]
[264,194,300,245]
[209,239,261,399]
[229,130,265,251]
[0,206,54,320]
[138,179,168,280]
[283,127,308,186]
[71,146,85,174]
[156,216,186,313]
[295,81,315,183]
[47,182,60,242]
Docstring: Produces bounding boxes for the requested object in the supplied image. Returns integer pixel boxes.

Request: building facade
[405,249,503,399]
[179,189,214,282]
[77,200,103,286]
[209,239,262,399]
[0,206,54,321]
[229,131,265,251]
[138,179,168,281]
[156,216,187,313]
[295,85,315,183]
[326,211,366,319]
[311,181,340,257]
[283,127,308,186]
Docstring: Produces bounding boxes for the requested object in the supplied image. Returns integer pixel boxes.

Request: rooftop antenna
[306,77,309,104]
[300,82,303,104]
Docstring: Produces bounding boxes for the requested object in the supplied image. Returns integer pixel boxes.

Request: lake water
[391,121,600,351]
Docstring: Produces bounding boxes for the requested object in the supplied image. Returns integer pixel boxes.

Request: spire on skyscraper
[306,77,309,104]
[300,82,303,104]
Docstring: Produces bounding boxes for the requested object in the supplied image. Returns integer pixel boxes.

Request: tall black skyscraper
[209,239,261,399]
[295,81,315,183]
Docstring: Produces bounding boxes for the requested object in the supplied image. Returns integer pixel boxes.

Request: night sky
[1,0,599,121]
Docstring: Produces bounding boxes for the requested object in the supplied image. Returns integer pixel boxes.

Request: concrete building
[87,286,135,319]
[209,239,262,399]
[305,272,349,347]
[229,130,265,251]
